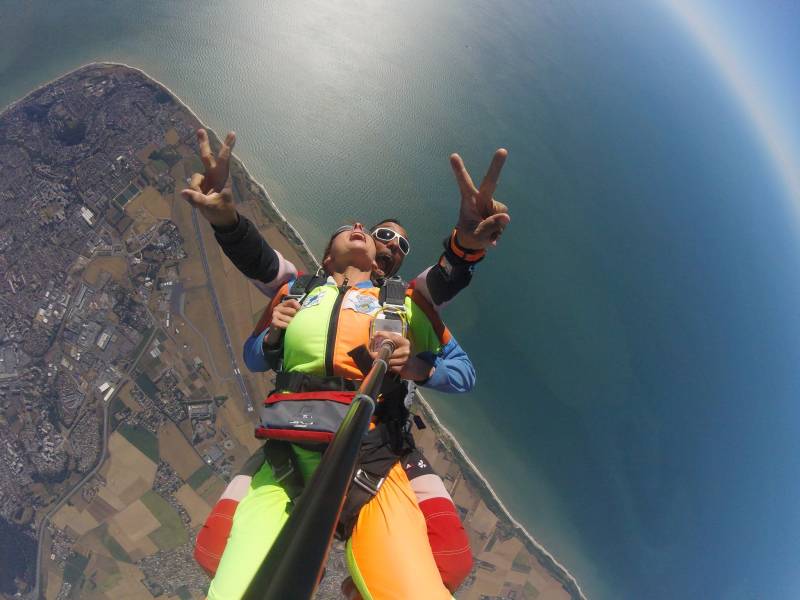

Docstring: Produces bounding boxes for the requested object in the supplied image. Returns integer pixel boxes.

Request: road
[190,207,254,413]
[31,327,158,600]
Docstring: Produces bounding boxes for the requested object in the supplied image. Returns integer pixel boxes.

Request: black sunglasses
[371,227,410,255]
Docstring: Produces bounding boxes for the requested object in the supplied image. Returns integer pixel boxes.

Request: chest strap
[274,371,360,393]
[378,276,407,309]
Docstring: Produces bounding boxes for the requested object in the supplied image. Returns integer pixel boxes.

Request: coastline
[182,57,588,596]
[9,61,587,599]
[414,393,587,600]
[0,60,321,272]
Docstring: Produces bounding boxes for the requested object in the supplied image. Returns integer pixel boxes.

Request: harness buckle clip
[271,458,295,484]
[381,302,406,314]
[353,468,385,496]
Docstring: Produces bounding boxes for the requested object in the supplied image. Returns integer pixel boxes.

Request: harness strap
[335,424,415,541]
[263,275,415,536]
[347,345,375,378]
[286,271,326,303]
[266,271,328,370]
[274,371,360,393]
[262,440,304,500]
[379,276,407,309]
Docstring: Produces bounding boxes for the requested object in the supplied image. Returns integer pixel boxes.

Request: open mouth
[349,231,367,242]
[375,251,392,276]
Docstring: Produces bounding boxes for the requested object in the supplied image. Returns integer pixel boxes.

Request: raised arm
[212,214,298,299]
[411,149,510,310]
[181,129,298,298]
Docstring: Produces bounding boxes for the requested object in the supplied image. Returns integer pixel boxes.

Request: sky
[664,0,800,208]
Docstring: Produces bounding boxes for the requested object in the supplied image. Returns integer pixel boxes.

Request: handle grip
[375,338,396,362]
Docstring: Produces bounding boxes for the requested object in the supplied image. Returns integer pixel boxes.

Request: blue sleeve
[243,328,271,372]
[415,336,476,393]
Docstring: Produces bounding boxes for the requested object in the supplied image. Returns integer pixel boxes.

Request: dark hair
[369,218,404,232]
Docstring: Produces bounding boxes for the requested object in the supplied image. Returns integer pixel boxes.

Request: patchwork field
[186,464,213,490]
[139,185,172,219]
[44,565,63,600]
[194,473,226,506]
[111,385,139,417]
[125,186,172,223]
[86,496,117,522]
[82,256,129,287]
[158,421,203,479]
[51,504,99,537]
[110,499,161,543]
[175,484,211,526]
[164,128,179,145]
[141,490,188,551]
[124,188,159,235]
[94,523,133,563]
[106,518,158,560]
[101,432,157,506]
[117,423,160,464]
[101,561,154,600]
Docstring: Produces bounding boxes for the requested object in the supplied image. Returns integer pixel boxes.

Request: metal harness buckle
[381,302,406,314]
[353,468,385,496]
[271,458,295,484]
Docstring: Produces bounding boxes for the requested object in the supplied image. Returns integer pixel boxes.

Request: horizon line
[665,0,800,211]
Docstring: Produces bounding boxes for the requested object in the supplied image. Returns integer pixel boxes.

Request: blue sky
[705,0,800,115]
[663,0,800,207]
[696,0,800,143]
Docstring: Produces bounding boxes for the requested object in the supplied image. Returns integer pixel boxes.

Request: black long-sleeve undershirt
[212,213,481,307]
[212,215,283,285]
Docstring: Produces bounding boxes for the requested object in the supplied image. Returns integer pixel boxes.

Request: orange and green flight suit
[206,277,473,600]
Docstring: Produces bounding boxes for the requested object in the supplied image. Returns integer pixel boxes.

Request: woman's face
[325,223,377,272]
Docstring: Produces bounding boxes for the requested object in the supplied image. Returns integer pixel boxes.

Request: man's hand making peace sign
[183,127,510,250]
[450,149,510,251]
[181,129,239,228]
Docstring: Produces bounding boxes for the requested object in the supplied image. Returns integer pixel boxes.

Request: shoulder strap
[286,273,314,299]
[265,272,326,373]
[285,270,326,303]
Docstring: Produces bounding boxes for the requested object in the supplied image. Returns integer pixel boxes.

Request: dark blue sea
[3,1,800,597]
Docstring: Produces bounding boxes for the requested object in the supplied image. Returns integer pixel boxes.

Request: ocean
[3,1,800,597]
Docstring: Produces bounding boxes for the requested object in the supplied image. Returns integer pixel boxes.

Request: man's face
[372,221,409,278]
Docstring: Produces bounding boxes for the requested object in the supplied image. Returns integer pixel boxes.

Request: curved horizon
[665,0,800,210]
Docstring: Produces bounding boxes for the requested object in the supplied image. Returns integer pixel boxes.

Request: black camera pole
[242,341,395,600]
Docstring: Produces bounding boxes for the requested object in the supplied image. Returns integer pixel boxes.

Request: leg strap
[262,440,304,501]
[336,426,413,540]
